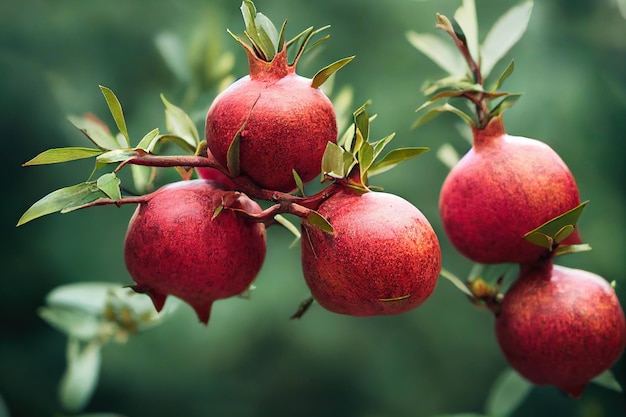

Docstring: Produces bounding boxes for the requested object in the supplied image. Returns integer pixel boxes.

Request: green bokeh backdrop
[1,0,625,416]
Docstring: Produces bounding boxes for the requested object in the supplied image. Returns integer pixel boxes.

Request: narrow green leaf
[485,367,533,417]
[227,131,241,177]
[413,103,475,129]
[96,149,142,164]
[491,60,515,92]
[481,0,534,78]
[38,306,104,341]
[454,0,479,62]
[292,169,305,196]
[619,0,626,20]
[353,101,371,144]
[307,211,333,234]
[591,369,623,393]
[554,243,592,257]
[67,115,120,151]
[311,56,355,89]
[406,31,466,77]
[145,134,196,154]
[154,32,192,83]
[96,173,121,200]
[253,12,279,57]
[489,94,523,117]
[17,182,104,226]
[321,141,346,179]
[99,85,130,147]
[274,214,302,248]
[524,201,588,249]
[136,128,160,151]
[368,147,429,177]
[372,133,396,161]
[161,95,199,148]
[23,147,103,166]
[240,0,277,60]
[358,141,375,175]
[439,268,473,297]
[59,338,102,413]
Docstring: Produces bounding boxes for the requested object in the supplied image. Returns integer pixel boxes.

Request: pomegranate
[195,148,236,190]
[124,179,266,324]
[439,115,582,264]
[495,259,626,398]
[205,35,337,192]
[301,189,441,316]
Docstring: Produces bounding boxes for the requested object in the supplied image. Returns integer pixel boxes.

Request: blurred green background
[1,0,625,416]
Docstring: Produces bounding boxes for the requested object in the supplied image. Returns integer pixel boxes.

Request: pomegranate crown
[228,0,354,87]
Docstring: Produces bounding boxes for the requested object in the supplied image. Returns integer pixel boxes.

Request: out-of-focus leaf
[274,214,302,248]
[524,201,588,249]
[17,182,105,226]
[619,0,626,19]
[99,86,130,147]
[591,369,623,393]
[406,31,467,77]
[59,338,102,413]
[155,32,192,83]
[436,143,461,170]
[481,0,533,78]
[485,367,533,417]
[23,147,103,166]
[454,0,479,62]
[491,60,516,92]
[38,306,104,341]
[413,103,474,128]
[554,243,592,257]
[368,147,429,177]
[439,268,473,297]
[161,95,199,148]
[489,94,523,117]
[67,115,120,151]
[311,56,355,89]
[96,173,121,200]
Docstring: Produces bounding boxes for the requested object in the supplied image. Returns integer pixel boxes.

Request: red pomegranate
[495,259,626,398]
[205,39,337,193]
[301,189,441,316]
[124,179,266,324]
[439,116,582,264]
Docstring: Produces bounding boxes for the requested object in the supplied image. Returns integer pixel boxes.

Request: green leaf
[524,201,588,249]
[436,143,461,170]
[136,128,160,151]
[161,95,199,149]
[413,103,475,128]
[23,147,103,166]
[292,169,305,196]
[67,115,120,151]
[491,60,516,92]
[321,141,347,179]
[311,56,355,89]
[454,0,479,63]
[368,147,429,177]
[17,182,106,226]
[485,367,533,417]
[554,243,592,257]
[481,0,534,78]
[489,94,523,117]
[307,211,333,234]
[439,268,473,297]
[59,338,102,413]
[38,306,104,341]
[406,31,467,77]
[226,131,241,177]
[274,214,301,248]
[96,148,142,164]
[96,173,121,200]
[240,0,278,60]
[358,141,375,177]
[99,85,130,147]
[591,369,623,393]
[154,32,192,83]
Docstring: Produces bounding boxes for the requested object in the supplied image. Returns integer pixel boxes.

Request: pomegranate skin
[205,49,337,192]
[124,179,266,324]
[495,262,626,398]
[439,116,581,264]
[301,190,441,316]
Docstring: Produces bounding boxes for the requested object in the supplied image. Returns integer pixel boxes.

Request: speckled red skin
[495,261,626,398]
[439,116,582,264]
[205,48,337,192]
[301,189,441,316]
[124,179,266,324]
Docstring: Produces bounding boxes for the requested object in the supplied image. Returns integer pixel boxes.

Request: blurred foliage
[1,0,625,416]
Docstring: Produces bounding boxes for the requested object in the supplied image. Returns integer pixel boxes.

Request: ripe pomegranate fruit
[439,115,582,264]
[195,149,236,190]
[495,259,626,398]
[124,179,266,324]
[205,42,337,192]
[301,189,441,316]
